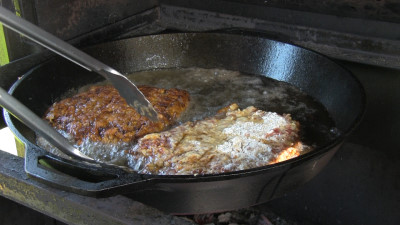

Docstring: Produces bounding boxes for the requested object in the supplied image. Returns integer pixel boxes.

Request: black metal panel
[228,0,400,23]
[160,0,400,39]
[34,0,158,40]
[3,0,400,68]
[159,1,400,69]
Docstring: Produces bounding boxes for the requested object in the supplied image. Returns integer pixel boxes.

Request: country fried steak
[43,86,307,175]
[44,85,190,144]
[128,103,307,175]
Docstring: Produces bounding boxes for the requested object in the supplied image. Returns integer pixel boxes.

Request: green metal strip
[0,23,10,66]
[12,0,22,17]
[0,1,23,66]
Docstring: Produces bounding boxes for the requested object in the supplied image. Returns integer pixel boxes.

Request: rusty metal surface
[0,150,193,225]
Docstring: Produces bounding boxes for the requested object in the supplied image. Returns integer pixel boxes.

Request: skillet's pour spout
[0,6,159,121]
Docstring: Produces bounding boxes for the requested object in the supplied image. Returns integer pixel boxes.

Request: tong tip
[130,101,159,122]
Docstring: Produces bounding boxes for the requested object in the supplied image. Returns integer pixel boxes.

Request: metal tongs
[0,7,158,121]
[0,6,158,161]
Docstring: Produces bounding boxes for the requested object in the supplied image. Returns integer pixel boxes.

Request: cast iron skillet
[4,33,365,214]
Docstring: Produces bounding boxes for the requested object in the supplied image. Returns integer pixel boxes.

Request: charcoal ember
[193,213,215,224]
[254,206,302,225]
[217,213,232,223]
[229,209,258,224]
[215,208,260,225]
[185,206,304,225]
[258,214,273,225]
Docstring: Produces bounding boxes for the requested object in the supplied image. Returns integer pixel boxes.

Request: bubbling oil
[126,68,339,146]
[37,68,339,169]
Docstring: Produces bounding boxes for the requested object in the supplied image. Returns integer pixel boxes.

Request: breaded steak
[44,85,190,144]
[128,103,306,175]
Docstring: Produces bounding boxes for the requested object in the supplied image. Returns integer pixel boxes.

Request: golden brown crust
[44,85,190,144]
[129,104,305,175]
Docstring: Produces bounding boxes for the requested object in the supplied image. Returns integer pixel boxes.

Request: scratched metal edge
[0,150,193,225]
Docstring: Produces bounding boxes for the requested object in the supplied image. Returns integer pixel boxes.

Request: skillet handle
[24,144,155,197]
